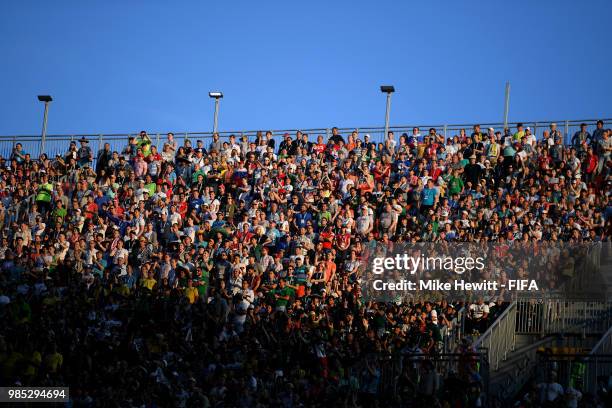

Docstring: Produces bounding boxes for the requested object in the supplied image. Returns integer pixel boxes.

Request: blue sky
[0,0,610,136]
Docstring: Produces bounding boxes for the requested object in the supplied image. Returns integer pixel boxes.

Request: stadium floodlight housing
[209,91,223,133]
[380,85,395,141]
[37,95,53,155]
[38,95,53,102]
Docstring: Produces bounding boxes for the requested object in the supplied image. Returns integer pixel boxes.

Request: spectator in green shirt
[273,278,292,312]
[447,169,464,196]
[51,200,67,220]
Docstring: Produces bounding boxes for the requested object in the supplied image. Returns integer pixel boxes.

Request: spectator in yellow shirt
[44,344,63,374]
[141,271,156,291]
[185,279,199,304]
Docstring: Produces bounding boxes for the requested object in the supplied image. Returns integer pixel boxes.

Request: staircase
[473,242,612,405]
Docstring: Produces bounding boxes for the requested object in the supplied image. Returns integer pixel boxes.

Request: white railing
[0,118,609,162]
[442,305,466,353]
[474,302,517,370]
[584,326,612,393]
[591,325,612,356]
[515,298,612,336]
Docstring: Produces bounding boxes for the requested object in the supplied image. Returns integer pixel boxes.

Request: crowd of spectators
[0,121,611,407]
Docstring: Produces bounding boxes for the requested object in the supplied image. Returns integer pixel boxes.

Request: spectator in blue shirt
[10,143,27,164]
[421,179,439,213]
[188,190,204,213]
[294,204,313,230]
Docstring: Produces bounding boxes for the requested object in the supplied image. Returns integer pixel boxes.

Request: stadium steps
[487,333,603,402]
[478,293,612,404]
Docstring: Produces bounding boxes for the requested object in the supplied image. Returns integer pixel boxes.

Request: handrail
[473,301,516,350]
[590,325,612,355]
[0,117,610,141]
[474,301,517,371]
[442,305,466,353]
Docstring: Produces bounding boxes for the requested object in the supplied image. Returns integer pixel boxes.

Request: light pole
[380,85,395,143]
[209,91,223,134]
[503,82,510,130]
[37,95,53,154]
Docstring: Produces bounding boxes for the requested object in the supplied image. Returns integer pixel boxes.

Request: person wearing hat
[513,123,525,142]
[463,153,482,187]
[77,137,93,168]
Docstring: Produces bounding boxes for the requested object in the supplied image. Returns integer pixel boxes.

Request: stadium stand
[0,120,610,407]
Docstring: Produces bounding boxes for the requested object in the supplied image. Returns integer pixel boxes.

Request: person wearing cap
[77,137,93,168]
[513,123,525,142]
[463,153,482,187]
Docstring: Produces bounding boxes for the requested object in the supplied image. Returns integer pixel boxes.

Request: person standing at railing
[595,128,611,175]
[122,136,137,162]
[77,137,93,168]
[513,123,526,141]
[136,130,152,158]
[549,122,563,142]
[572,123,592,159]
[10,143,26,164]
[485,132,501,166]
[95,142,112,175]
[592,120,606,145]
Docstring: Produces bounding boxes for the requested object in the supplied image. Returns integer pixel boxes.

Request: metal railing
[591,323,612,356]
[0,118,609,164]
[474,298,612,403]
[536,352,612,396]
[346,351,489,403]
[473,292,612,399]
[515,297,612,336]
[585,325,612,394]
[442,305,466,353]
[473,301,517,371]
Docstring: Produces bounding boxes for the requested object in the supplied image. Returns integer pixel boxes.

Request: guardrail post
[541,300,546,338]
[325,128,330,141]
[533,122,537,139]
[583,303,587,339]
[98,134,103,152]
[443,125,447,139]
[156,133,160,147]
[565,121,570,145]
